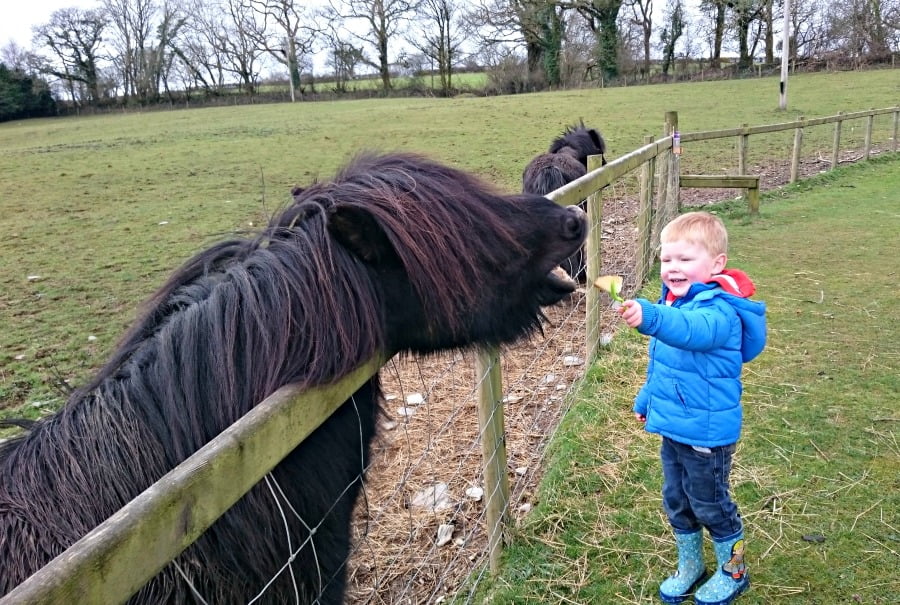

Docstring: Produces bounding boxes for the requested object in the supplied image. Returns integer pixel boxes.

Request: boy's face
[659,239,727,298]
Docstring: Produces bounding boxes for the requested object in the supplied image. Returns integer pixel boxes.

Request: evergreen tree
[0,63,57,122]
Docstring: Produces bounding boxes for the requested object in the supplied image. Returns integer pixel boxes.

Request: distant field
[0,69,898,411]
[305,71,487,93]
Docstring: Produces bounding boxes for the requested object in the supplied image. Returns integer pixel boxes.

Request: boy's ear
[713,253,728,274]
[327,205,397,266]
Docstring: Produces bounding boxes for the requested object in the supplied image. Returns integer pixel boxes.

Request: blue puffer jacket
[633,274,766,447]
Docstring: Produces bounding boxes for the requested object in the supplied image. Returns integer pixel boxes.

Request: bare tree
[569,0,625,81]
[659,0,683,75]
[150,1,189,102]
[174,0,263,94]
[320,13,368,92]
[790,0,829,59]
[626,0,653,76]
[1,41,32,72]
[698,0,727,68]
[103,0,157,102]
[218,0,267,92]
[246,0,320,101]
[468,0,568,89]
[728,0,766,68]
[332,0,421,91]
[824,0,898,64]
[408,0,466,94]
[330,41,368,90]
[762,0,781,64]
[169,0,227,94]
[32,8,108,105]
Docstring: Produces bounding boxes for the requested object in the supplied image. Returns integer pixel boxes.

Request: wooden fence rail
[3,104,897,604]
[0,357,386,604]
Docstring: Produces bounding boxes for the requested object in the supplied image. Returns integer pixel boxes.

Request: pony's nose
[562,205,587,241]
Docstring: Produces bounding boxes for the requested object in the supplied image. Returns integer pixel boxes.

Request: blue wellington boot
[659,529,708,604]
[694,532,750,605]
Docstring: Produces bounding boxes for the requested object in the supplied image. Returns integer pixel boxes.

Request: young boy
[618,211,766,605]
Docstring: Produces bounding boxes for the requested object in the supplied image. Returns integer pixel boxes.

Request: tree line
[1,0,898,119]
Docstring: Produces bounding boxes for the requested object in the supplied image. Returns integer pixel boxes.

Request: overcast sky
[0,0,99,49]
[2,0,712,59]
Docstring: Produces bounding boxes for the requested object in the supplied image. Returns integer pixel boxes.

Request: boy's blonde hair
[660,211,728,256]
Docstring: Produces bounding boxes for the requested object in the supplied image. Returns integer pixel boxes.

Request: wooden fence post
[738,124,749,200]
[666,111,681,215]
[636,135,656,286]
[584,154,604,363]
[664,111,680,221]
[791,116,804,183]
[475,347,509,575]
[654,125,671,250]
[864,110,874,160]
[892,107,899,153]
[831,112,843,169]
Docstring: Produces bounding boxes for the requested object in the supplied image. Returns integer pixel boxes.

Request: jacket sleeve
[738,300,767,362]
[635,298,734,352]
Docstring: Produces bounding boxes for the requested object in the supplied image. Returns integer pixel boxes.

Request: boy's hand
[618,299,642,328]
[634,412,646,423]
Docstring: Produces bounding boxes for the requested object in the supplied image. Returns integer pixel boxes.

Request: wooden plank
[832,115,843,169]
[635,134,656,286]
[0,354,386,605]
[747,184,760,215]
[654,132,671,247]
[475,347,508,575]
[680,175,760,189]
[584,154,604,363]
[737,125,749,177]
[791,118,804,183]
[893,109,899,153]
[680,106,897,143]
[667,112,681,215]
[864,112,874,159]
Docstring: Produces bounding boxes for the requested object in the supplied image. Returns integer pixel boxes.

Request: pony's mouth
[548,266,577,291]
[536,266,577,305]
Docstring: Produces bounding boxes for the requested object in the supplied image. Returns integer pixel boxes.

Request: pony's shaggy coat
[0,152,587,604]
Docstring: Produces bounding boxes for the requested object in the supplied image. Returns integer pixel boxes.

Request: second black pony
[522,121,607,282]
[0,152,587,604]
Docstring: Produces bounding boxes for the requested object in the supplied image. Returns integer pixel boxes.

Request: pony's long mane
[548,121,607,166]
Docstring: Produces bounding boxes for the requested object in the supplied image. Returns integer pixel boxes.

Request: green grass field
[1,68,897,411]
[470,155,900,604]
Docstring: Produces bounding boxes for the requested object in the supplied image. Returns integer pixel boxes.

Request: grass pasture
[473,156,900,604]
[1,69,897,413]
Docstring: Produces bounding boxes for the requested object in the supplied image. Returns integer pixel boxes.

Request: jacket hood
[661,268,767,362]
[709,268,755,297]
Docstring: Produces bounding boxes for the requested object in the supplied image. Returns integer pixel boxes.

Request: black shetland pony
[0,152,587,604]
[547,121,607,168]
[522,121,607,282]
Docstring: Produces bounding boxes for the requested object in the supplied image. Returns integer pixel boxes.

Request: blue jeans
[660,437,743,539]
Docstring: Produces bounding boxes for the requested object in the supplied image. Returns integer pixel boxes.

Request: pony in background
[0,152,587,604]
[523,121,607,282]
